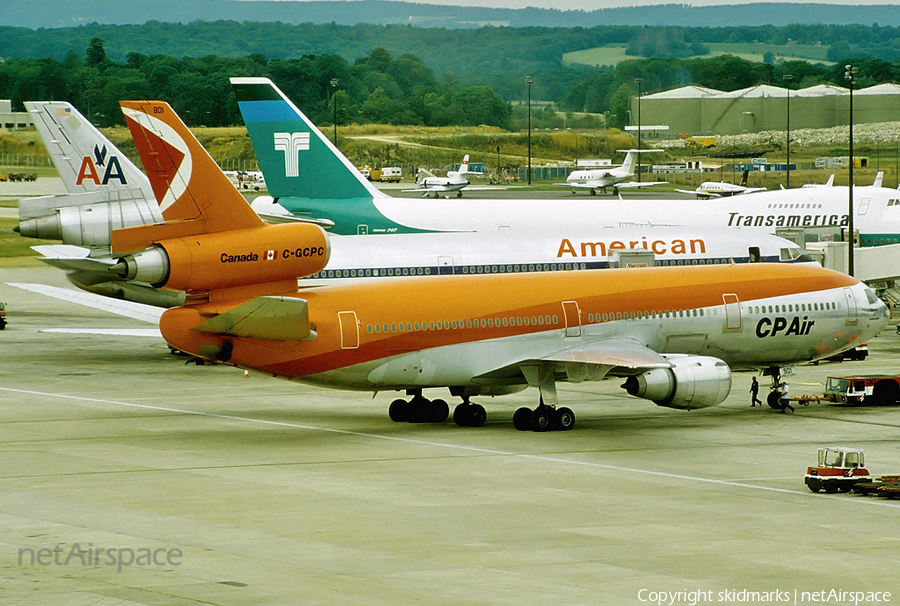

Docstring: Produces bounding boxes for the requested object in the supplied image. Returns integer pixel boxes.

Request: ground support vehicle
[805,447,872,493]
[371,167,402,182]
[0,302,7,329]
[823,375,900,405]
[853,476,900,498]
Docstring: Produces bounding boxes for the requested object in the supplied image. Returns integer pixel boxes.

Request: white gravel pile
[657,122,900,149]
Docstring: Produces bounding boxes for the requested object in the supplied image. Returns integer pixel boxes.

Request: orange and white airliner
[111,100,889,431]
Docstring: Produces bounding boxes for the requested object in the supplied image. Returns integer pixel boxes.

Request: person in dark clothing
[750,376,762,407]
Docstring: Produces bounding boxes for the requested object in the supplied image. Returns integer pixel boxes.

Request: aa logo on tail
[274,132,310,177]
[76,144,127,186]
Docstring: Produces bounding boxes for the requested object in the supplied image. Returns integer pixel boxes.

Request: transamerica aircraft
[106,99,887,431]
[233,77,900,244]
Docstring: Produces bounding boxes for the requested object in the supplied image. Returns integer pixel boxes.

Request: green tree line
[2,36,899,132]
[0,39,510,129]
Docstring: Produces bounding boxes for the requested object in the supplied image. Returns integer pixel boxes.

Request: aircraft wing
[741,187,767,194]
[7,282,163,337]
[474,338,670,383]
[565,181,608,189]
[614,181,669,189]
[675,189,719,199]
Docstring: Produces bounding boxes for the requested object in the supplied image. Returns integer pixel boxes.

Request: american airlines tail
[230,77,386,202]
[17,102,161,246]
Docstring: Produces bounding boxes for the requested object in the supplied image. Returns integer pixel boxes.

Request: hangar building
[632,83,900,137]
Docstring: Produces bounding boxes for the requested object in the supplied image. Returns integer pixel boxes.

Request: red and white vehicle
[805,447,872,493]
[824,375,900,405]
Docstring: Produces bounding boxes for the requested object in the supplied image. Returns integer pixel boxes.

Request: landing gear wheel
[767,391,783,409]
[407,397,433,423]
[456,191,463,198]
[556,407,575,431]
[532,408,552,432]
[453,402,486,427]
[513,407,533,431]
[389,399,409,422]
[431,399,450,423]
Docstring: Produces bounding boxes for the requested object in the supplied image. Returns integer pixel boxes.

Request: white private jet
[407,155,475,197]
[677,169,767,198]
[560,149,666,195]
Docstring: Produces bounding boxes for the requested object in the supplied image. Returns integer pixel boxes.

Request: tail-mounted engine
[109,222,330,293]
[17,198,161,247]
[621,355,732,410]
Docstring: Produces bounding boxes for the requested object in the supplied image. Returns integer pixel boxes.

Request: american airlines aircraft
[17,98,813,311]
[99,99,888,431]
[234,77,900,245]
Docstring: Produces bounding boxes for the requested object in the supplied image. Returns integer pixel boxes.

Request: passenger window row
[366,315,561,335]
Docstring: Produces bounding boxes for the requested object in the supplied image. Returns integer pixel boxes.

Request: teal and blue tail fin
[231,77,386,201]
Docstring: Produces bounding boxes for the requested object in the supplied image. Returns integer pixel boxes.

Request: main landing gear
[513,363,576,432]
[513,398,575,432]
[389,394,449,423]
[388,389,486,427]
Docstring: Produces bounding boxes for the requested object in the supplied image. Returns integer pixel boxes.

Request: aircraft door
[843,288,858,325]
[562,301,582,338]
[748,246,760,263]
[438,255,454,275]
[723,293,741,330]
[338,311,360,349]
[357,224,368,235]
[858,197,871,215]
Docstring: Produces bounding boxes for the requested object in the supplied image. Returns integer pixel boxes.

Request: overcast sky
[262,0,898,10]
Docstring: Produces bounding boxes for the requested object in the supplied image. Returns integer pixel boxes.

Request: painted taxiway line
[4,386,899,510]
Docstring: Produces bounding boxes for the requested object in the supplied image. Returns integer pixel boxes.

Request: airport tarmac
[1,265,899,605]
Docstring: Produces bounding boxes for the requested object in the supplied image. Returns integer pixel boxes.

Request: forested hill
[5,0,900,29]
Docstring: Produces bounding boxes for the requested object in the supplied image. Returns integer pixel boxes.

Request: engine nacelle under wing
[621,355,732,410]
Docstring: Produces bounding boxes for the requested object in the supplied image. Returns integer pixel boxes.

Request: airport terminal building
[633,83,900,137]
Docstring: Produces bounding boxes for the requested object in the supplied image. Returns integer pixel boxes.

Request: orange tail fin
[113,101,262,254]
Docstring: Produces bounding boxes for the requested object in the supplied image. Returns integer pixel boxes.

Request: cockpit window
[780,247,802,261]
[865,289,879,305]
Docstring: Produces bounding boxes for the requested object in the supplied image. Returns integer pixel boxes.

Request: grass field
[563,42,832,68]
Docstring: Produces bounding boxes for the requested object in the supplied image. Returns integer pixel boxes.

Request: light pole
[525,75,533,185]
[330,78,339,146]
[783,74,793,189]
[845,64,857,276]
[634,77,642,182]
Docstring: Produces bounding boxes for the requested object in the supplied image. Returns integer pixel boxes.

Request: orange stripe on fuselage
[160,263,856,380]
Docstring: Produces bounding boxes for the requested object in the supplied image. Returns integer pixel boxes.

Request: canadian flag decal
[265,250,277,261]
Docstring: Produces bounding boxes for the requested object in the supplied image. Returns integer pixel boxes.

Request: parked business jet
[233,78,900,245]
[560,150,666,195]
[676,170,767,198]
[407,155,472,197]
[100,99,888,432]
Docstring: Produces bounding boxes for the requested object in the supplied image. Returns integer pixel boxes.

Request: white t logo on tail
[274,132,310,177]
